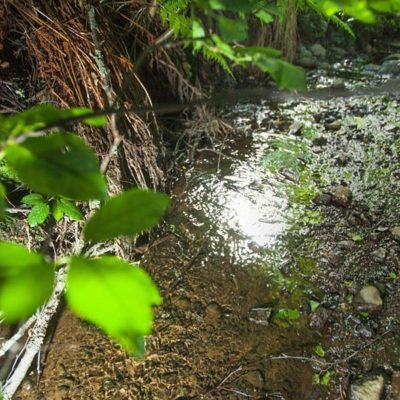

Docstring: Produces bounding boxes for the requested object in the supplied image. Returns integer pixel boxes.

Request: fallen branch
[1,267,67,400]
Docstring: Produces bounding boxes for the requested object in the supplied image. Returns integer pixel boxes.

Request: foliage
[158,0,306,89]
[0,104,170,356]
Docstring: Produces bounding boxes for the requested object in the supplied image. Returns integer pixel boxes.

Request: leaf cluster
[0,105,170,355]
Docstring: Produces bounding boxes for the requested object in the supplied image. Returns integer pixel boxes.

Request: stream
[19,62,400,400]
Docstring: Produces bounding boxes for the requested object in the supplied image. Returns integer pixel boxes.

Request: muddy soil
[10,64,400,400]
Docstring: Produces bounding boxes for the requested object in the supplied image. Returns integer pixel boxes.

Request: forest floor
[12,59,400,400]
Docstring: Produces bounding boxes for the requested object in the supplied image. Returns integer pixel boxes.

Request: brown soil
[15,231,325,400]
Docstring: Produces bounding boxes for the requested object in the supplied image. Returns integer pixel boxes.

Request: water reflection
[176,104,288,264]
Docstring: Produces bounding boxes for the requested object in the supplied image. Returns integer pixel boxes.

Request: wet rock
[354,286,383,313]
[378,60,400,77]
[331,78,345,89]
[324,120,342,131]
[249,308,272,326]
[242,370,264,389]
[309,43,327,59]
[363,64,381,74]
[309,307,330,330]
[391,226,400,242]
[313,193,332,206]
[331,185,352,207]
[350,375,384,400]
[391,371,400,399]
[372,247,386,261]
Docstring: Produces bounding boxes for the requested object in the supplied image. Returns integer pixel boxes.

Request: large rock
[297,46,317,68]
[309,43,327,59]
[350,375,384,400]
[354,286,383,313]
[331,185,352,207]
[378,60,400,77]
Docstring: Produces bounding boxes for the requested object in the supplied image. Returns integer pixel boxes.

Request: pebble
[391,226,400,242]
[309,307,330,330]
[354,286,383,313]
[249,308,272,326]
[331,185,352,207]
[350,375,384,400]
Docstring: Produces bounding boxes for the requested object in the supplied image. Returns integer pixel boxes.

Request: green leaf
[5,133,107,200]
[192,19,205,39]
[255,58,306,90]
[218,16,248,42]
[275,308,301,320]
[21,193,45,206]
[0,104,107,140]
[254,9,273,24]
[66,255,161,355]
[53,198,82,222]
[28,203,50,227]
[309,300,320,313]
[314,344,326,357]
[0,242,54,322]
[320,370,334,385]
[84,189,170,243]
[351,234,363,242]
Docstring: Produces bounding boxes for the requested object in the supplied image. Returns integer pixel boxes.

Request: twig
[1,267,67,400]
[0,316,36,358]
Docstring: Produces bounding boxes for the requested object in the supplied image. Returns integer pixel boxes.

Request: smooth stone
[309,43,327,59]
[372,247,386,260]
[313,193,332,206]
[297,56,317,68]
[391,226,400,242]
[354,286,383,313]
[350,375,384,400]
[331,185,352,207]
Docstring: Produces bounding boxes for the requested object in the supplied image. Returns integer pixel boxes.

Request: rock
[288,120,303,136]
[331,78,345,89]
[384,53,400,61]
[363,64,381,74]
[372,247,386,260]
[331,185,352,207]
[331,46,347,59]
[391,371,400,400]
[242,370,264,389]
[297,56,317,68]
[391,226,400,242]
[309,307,330,330]
[249,308,272,326]
[350,375,384,400]
[378,60,400,77]
[309,43,327,59]
[324,120,342,131]
[354,286,383,313]
[313,193,332,206]
[312,136,328,146]
[338,240,355,249]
